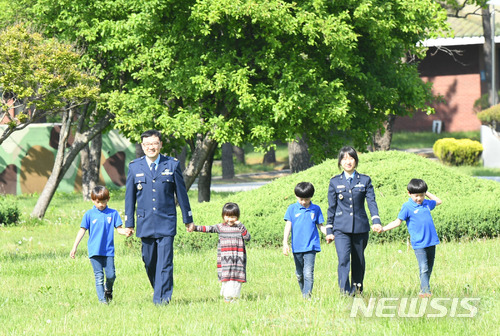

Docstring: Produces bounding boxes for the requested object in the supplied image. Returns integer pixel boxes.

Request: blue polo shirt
[81,206,123,257]
[284,202,324,253]
[398,199,440,249]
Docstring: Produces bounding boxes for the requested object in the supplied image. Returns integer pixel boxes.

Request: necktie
[347,177,352,186]
[150,162,156,175]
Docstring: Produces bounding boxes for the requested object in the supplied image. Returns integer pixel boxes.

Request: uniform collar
[344,170,356,180]
[145,155,161,167]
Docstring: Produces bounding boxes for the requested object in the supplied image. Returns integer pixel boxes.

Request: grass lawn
[390,131,481,150]
[1,189,498,335]
[1,224,498,335]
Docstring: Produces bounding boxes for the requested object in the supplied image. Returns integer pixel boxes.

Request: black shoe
[105,290,113,302]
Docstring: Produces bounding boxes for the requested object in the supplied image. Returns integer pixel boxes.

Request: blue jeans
[89,256,116,303]
[414,245,436,294]
[293,251,317,298]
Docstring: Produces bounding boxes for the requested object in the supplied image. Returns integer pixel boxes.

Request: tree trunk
[81,133,102,200]
[233,145,245,164]
[183,133,217,190]
[171,145,187,172]
[288,135,313,173]
[371,114,396,151]
[221,142,235,179]
[81,144,91,199]
[483,7,495,106]
[31,111,113,219]
[198,145,216,203]
[263,147,276,164]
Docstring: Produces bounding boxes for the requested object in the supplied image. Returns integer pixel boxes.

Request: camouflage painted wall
[0,124,135,195]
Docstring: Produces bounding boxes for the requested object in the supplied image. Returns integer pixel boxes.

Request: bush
[477,104,500,130]
[433,138,483,166]
[0,198,20,226]
[176,151,500,249]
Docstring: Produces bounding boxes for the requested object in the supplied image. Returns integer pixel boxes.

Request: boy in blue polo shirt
[283,182,326,298]
[70,186,127,304]
[374,178,442,297]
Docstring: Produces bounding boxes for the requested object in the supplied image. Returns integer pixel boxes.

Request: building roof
[423,4,500,47]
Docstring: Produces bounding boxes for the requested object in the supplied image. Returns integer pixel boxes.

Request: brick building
[395,7,494,133]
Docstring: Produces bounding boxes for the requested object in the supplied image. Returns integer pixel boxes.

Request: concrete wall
[481,125,500,168]
[0,124,135,195]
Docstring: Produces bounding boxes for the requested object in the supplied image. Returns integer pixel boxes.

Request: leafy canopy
[29,0,447,160]
[0,24,99,144]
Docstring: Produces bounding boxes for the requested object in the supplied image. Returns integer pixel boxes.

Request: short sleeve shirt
[81,206,123,257]
[284,202,324,253]
[398,199,440,249]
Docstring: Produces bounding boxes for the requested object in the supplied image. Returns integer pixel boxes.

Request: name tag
[337,185,346,188]
[136,173,144,177]
[354,183,365,188]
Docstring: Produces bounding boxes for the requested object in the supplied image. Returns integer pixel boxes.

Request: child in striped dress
[193,202,251,302]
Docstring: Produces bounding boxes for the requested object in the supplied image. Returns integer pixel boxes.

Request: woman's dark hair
[294,182,315,198]
[91,185,110,201]
[222,202,240,218]
[407,179,428,194]
[141,129,162,142]
[337,146,359,169]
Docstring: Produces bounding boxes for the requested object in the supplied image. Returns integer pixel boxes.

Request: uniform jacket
[125,154,193,238]
[326,172,381,235]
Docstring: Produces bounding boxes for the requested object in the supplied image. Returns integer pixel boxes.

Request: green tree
[29,0,448,197]
[0,24,99,145]
[0,24,112,218]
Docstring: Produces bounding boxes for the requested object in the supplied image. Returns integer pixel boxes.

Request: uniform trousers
[141,236,174,305]
[334,230,369,295]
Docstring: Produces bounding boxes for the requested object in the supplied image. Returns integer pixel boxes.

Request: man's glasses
[142,142,160,147]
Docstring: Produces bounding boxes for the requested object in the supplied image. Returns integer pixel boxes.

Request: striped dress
[195,222,251,282]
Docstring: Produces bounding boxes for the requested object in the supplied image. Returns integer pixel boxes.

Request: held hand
[124,227,135,237]
[372,224,383,234]
[185,223,195,232]
[116,227,127,236]
[325,234,335,244]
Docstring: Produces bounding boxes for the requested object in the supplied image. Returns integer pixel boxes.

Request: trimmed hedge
[477,104,500,129]
[433,138,483,166]
[175,151,500,249]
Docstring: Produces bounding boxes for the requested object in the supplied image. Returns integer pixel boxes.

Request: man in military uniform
[124,129,194,305]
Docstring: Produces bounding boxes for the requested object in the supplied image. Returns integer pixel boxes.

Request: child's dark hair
[141,129,162,142]
[91,185,110,201]
[337,146,359,169]
[407,179,428,194]
[294,182,315,198]
[222,202,240,218]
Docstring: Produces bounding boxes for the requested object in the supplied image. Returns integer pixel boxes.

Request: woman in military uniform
[325,146,382,295]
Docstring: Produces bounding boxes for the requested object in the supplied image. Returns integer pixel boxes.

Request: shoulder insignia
[174,158,178,161]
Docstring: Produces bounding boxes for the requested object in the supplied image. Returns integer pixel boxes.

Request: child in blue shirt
[70,186,126,304]
[374,178,442,297]
[283,182,326,298]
